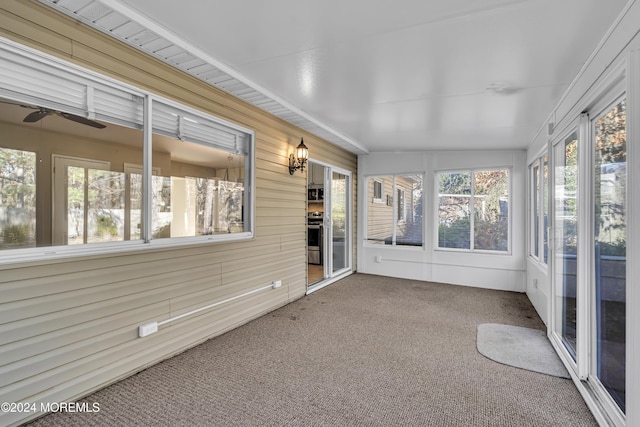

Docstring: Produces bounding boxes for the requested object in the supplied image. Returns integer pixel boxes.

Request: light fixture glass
[289,138,308,175]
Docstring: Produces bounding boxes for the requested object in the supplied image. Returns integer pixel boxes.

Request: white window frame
[435,167,512,254]
[397,188,406,223]
[529,153,549,267]
[364,173,424,248]
[0,38,255,265]
[372,179,384,203]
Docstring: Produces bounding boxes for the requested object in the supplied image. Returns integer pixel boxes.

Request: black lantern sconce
[289,138,309,175]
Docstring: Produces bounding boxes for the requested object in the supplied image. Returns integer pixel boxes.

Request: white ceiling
[41,0,628,153]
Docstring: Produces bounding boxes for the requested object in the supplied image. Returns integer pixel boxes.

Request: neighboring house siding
[366,176,414,242]
[0,2,356,426]
[366,177,393,242]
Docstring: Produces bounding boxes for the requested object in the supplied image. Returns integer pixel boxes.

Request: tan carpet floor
[26,273,596,426]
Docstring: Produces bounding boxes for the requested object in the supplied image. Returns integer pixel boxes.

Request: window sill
[434,247,512,256]
[0,232,254,268]
[364,241,424,250]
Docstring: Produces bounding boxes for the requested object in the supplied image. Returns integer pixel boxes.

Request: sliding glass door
[592,97,626,414]
[550,89,627,423]
[306,162,352,292]
[553,130,579,361]
[331,171,349,274]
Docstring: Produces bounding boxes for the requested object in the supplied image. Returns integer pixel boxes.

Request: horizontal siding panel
[222,251,299,276]
[1,287,289,408]
[0,301,167,370]
[0,251,223,300]
[255,215,304,228]
[0,234,282,282]
[0,7,72,56]
[256,198,304,210]
[0,263,221,324]
[2,275,219,344]
[170,265,299,317]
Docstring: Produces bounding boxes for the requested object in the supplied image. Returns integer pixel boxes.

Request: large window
[530,153,549,264]
[437,169,509,252]
[366,174,423,246]
[0,42,254,257]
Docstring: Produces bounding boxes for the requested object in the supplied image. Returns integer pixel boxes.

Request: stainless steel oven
[308,212,323,265]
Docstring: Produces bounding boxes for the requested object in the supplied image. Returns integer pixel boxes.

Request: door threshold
[306,270,353,295]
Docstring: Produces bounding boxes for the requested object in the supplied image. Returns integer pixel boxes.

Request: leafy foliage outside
[594,100,626,256]
[438,169,509,251]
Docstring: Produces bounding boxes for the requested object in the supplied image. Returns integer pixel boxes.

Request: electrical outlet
[375,256,382,263]
[138,321,158,338]
[533,278,539,288]
[272,280,282,289]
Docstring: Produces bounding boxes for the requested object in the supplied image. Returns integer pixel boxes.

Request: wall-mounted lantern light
[289,138,309,175]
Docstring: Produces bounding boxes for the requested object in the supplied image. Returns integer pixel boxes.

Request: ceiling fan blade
[59,112,106,129]
[23,110,49,123]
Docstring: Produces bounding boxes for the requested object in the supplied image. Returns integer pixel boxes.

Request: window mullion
[538,158,545,262]
[469,171,475,250]
[142,95,152,243]
[392,176,397,245]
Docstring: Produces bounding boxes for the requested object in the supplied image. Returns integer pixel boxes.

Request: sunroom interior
[0,0,639,426]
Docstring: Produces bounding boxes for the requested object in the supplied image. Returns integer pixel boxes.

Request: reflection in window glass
[151,133,247,239]
[87,170,126,244]
[0,147,36,249]
[66,166,85,245]
[128,173,143,241]
[594,99,626,413]
[64,166,133,245]
[0,96,144,249]
[0,54,254,254]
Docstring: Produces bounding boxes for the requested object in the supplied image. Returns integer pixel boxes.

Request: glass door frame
[587,90,627,423]
[548,64,628,426]
[324,166,352,279]
[306,159,353,294]
[549,117,590,380]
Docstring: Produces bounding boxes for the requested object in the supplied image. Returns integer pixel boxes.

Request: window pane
[150,130,248,239]
[542,154,549,264]
[532,164,540,257]
[332,171,348,271]
[594,99,626,412]
[129,173,143,241]
[0,95,144,249]
[67,166,85,245]
[86,169,126,243]
[396,174,423,246]
[474,170,509,251]
[366,176,393,244]
[554,132,578,359]
[438,172,471,249]
[0,147,36,249]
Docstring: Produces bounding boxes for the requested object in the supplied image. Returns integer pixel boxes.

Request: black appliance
[308,188,324,201]
[307,212,323,264]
